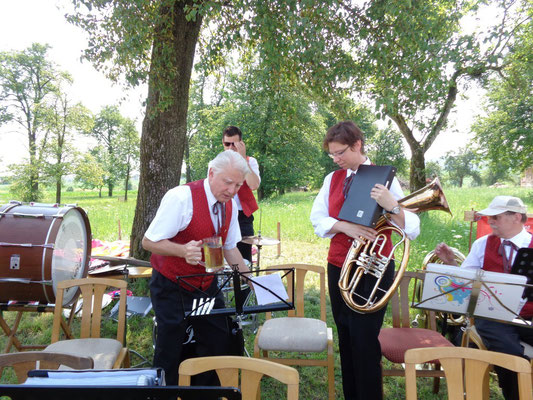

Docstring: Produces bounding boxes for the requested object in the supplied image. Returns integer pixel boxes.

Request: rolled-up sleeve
[144,186,192,242]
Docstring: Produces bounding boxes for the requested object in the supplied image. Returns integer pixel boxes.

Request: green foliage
[87,105,140,197]
[7,162,44,202]
[188,69,326,198]
[472,7,533,174]
[74,152,106,193]
[0,43,64,201]
[442,147,482,187]
[367,128,409,176]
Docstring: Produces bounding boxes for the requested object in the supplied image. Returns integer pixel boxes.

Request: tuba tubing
[338,177,451,313]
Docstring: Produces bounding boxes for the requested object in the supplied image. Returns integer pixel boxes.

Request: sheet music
[418,263,527,321]
[249,274,289,305]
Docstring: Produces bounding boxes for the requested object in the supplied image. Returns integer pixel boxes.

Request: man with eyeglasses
[435,195,533,400]
[310,120,420,400]
[222,126,261,264]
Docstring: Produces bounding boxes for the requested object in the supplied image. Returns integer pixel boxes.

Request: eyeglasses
[223,142,236,147]
[328,145,350,159]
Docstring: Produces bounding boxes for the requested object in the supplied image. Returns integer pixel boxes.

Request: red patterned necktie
[499,239,519,272]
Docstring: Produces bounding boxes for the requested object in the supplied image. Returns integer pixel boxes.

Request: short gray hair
[208,151,250,177]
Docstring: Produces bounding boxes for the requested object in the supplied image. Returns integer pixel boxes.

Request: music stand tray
[0,385,241,400]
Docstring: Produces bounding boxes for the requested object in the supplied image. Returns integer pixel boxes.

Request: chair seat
[258,317,328,352]
[379,327,453,363]
[45,338,123,369]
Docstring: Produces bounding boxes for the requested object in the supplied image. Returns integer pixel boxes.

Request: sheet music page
[250,274,289,305]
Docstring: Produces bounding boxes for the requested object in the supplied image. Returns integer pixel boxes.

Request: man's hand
[233,140,247,158]
[434,242,459,266]
[183,240,203,265]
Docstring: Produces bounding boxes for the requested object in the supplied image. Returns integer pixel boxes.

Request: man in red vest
[222,126,260,263]
[142,150,251,385]
[310,121,420,400]
[436,195,533,400]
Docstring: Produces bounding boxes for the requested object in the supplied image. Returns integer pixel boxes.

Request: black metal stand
[178,267,294,357]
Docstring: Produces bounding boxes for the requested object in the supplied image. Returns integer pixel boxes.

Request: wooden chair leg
[432,363,441,394]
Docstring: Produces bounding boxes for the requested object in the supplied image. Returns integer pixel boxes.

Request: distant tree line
[0,44,140,203]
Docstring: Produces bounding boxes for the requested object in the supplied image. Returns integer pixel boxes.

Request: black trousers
[237,210,254,263]
[150,269,233,385]
[328,261,394,400]
[475,318,533,400]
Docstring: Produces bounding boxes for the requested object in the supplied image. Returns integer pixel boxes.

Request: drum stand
[0,303,75,354]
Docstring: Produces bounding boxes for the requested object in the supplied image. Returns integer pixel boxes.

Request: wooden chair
[253,264,334,400]
[379,270,454,392]
[178,355,299,400]
[45,278,130,369]
[0,351,93,383]
[405,346,533,400]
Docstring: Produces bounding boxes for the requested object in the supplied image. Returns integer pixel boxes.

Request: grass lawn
[0,183,531,398]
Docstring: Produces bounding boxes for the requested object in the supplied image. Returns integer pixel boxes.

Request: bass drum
[0,201,91,305]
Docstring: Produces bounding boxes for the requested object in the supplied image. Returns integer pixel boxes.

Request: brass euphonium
[338,177,451,313]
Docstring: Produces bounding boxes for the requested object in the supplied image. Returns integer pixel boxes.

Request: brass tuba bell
[338,177,451,313]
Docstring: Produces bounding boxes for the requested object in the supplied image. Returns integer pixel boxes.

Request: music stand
[177,267,294,356]
[413,264,532,344]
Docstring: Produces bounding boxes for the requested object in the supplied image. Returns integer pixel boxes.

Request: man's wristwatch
[388,205,401,215]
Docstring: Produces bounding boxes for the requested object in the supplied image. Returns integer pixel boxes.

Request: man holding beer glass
[142,151,251,385]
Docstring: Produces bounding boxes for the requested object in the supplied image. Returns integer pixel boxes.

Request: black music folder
[511,247,533,301]
[338,164,396,228]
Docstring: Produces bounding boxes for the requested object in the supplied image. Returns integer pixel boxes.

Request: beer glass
[202,236,224,272]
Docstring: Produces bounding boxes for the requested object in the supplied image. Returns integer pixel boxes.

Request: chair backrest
[405,346,533,400]
[178,355,299,400]
[0,351,94,383]
[261,264,326,321]
[391,270,439,330]
[51,278,127,344]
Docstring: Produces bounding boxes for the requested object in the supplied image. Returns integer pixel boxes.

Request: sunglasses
[223,142,237,147]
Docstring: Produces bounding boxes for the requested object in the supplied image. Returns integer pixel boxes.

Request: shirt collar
[347,157,371,176]
[203,178,218,209]
[500,228,531,247]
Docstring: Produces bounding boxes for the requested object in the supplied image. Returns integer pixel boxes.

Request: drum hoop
[43,212,64,304]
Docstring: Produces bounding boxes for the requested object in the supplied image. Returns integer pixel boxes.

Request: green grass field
[0,183,531,398]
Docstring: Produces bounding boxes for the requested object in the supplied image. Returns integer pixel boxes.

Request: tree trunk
[108,182,113,197]
[130,1,203,260]
[409,147,427,192]
[56,180,61,204]
[184,135,192,183]
[124,164,130,201]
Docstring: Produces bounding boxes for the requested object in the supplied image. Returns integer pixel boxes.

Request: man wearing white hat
[435,195,533,400]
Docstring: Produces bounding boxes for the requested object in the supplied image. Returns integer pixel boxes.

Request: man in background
[222,126,261,263]
[435,195,533,400]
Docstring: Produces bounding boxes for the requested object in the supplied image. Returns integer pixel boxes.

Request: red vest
[237,156,259,217]
[483,234,533,317]
[327,169,392,268]
[150,179,232,291]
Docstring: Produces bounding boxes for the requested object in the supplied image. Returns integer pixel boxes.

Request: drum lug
[10,255,20,270]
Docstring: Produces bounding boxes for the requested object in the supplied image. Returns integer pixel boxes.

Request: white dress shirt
[310,158,420,240]
[461,228,532,270]
[144,179,241,250]
[234,156,260,211]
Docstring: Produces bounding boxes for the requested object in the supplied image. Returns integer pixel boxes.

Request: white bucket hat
[478,195,527,216]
